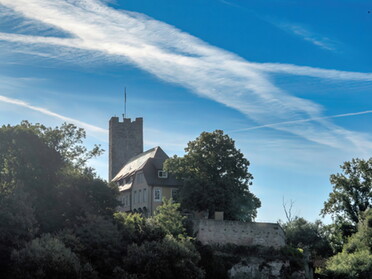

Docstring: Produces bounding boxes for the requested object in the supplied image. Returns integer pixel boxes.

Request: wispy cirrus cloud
[274,22,337,51]
[216,3,339,52]
[0,95,107,135]
[0,0,371,153]
[230,109,372,132]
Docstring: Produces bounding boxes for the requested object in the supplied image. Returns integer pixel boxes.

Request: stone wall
[109,117,143,181]
[193,220,285,249]
[228,258,291,279]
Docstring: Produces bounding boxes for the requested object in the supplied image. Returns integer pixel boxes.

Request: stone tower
[109,117,143,181]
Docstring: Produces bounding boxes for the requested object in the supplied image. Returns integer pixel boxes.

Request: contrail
[0,95,107,134]
[230,110,372,133]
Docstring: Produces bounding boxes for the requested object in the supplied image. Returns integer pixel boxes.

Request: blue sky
[0,0,371,223]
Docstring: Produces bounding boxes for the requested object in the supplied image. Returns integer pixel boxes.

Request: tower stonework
[109,117,143,181]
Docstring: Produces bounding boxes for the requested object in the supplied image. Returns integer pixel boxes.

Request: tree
[0,122,116,233]
[153,198,186,238]
[123,235,204,279]
[113,209,203,279]
[0,188,38,277]
[18,121,103,168]
[323,209,372,279]
[164,130,260,221]
[321,158,372,232]
[11,234,82,279]
[72,215,122,277]
[0,123,63,195]
[282,217,333,258]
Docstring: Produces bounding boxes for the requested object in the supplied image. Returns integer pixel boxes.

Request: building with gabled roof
[109,117,181,216]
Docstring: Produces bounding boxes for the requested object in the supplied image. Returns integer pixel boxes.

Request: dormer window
[158,170,168,179]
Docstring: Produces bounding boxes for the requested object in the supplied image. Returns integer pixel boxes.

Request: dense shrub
[11,234,82,279]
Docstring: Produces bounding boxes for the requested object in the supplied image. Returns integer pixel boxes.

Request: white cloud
[276,22,337,51]
[0,95,107,135]
[0,0,371,153]
[231,110,372,132]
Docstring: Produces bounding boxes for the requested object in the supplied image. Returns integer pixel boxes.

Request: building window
[134,191,137,204]
[171,189,178,201]
[143,188,147,202]
[138,190,141,203]
[154,189,161,202]
[158,170,168,178]
[136,172,144,184]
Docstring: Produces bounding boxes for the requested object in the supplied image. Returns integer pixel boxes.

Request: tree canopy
[0,122,117,277]
[321,158,372,230]
[323,209,372,279]
[282,217,333,258]
[0,122,207,278]
[164,130,260,221]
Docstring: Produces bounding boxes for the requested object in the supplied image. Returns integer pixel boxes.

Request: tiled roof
[112,146,159,182]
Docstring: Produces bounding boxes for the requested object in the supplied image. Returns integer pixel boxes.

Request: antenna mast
[123,87,127,120]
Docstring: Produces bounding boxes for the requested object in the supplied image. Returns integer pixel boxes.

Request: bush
[73,215,122,277]
[323,209,372,279]
[11,234,82,279]
[123,235,204,279]
[153,198,186,238]
[324,250,372,279]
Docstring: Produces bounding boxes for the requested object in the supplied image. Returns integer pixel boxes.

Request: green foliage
[282,217,333,258]
[123,235,204,279]
[322,220,356,254]
[343,210,372,254]
[114,212,166,245]
[18,121,103,168]
[11,234,82,279]
[73,215,122,277]
[114,212,146,242]
[324,250,372,279]
[0,122,117,234]
[56,170,118,226]
[164,130,260,221]
[0,189,38,247]
[279,245,304,271]
[114,211,204,279]
[0,122,209,278]
[323,209,372,279]
[153,198,186,238]
[0,123,62,195]
[0,189,38,277]
[321,158,372,230]
[197,244,230,279]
